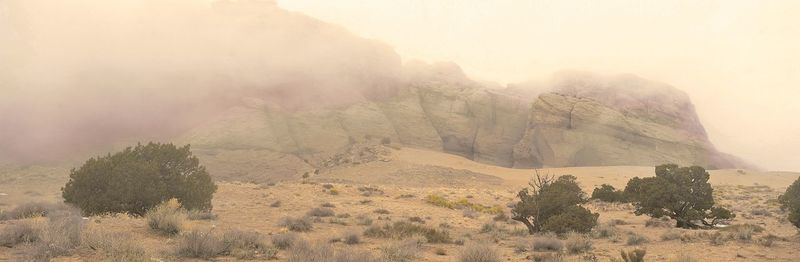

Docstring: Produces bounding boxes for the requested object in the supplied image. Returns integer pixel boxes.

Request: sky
[278,0,800,172]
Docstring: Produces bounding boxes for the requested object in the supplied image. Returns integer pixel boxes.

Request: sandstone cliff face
[181,69,748,179]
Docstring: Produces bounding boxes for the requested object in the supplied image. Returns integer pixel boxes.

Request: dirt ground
[1,146,799,261]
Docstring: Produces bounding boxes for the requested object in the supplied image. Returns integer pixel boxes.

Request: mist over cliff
[0,0,750,172]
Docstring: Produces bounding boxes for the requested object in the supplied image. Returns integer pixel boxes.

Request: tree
[778,176,800,228]
[591,184,626,203]
[62,142,217,216]
[511,171,598,234]
[623,164,733,228]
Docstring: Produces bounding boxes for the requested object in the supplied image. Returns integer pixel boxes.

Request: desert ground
[1,145,798,261]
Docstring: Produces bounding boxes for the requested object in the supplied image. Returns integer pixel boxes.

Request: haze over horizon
[279,0,800,172]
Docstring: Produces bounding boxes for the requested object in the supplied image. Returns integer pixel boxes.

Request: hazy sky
[278,0,800,171]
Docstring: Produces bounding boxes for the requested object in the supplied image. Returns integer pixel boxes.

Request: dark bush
[624,164,734,229]
[511,173,598,234]
[62,142,217,216]
[779,176,800,228]
[591,184,626,203]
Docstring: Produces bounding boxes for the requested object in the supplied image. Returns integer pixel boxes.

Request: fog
[1,1,798,171]
[0,0,403,162]
[280,0,800,172]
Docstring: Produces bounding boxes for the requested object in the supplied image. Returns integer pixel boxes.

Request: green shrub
[779,176,800,228]
[62,142,217,216]
[511,173,598,234]
[459,242,499,262]
[145,201,183,235]
[591,184,626,202]
[624,164,734,228]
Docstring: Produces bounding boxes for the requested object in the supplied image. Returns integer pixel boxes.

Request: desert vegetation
[511,173,599,234]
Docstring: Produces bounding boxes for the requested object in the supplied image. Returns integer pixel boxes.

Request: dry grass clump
[270,200,282,208]
[272,232,298,250]
[343,231,361,245]
[186,210,218,220]
[644,217,672,228]
[532,235,563,252]
[0,222,40,247]
[670,252,696,262]
[176,230,277,260]
[721,224,764,241]
[145,201,183,235]
[0,202,75,220]
[24,211,85,262]
[363,221,451,243]
[334,249,378,262]
[625,232,649,246]
[82,229,148,262]
[321,202,336,208]
[592,224,617,239]
[307,207,336,217]
[408,216,425,224]
[358,186,384,196]
[660,230,682,241]
[356,214,373,226]
[373,208,391,214]
[280,216,313,232]
[620,248,646,262]
[287,239,334,262]
[459,242,499,262]
[565,232,592,254]
[531,253,564,262]
[380,239,421,262]
[425,194,503,215]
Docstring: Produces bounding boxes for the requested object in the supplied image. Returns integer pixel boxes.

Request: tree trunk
[512,216,536,234]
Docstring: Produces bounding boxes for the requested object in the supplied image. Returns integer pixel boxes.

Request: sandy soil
[1,146,798,261]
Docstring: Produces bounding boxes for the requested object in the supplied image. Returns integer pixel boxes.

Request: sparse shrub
[709,232,732,245]
[334,249,378,262]
[27,212,85,261]
[757,234,782,247]
[0,222,39,247]
[272,233,298,250]
[480,222,498,233]
[62,142,217,216]
[779,176,800,228]
[176,231,225,258]
[381,137,392,145]
[307,207,335,217]
[493,212,509,222]
[672,253,696,262]
[358,186,384,196]
[513,239,529,253]
[624,164,734,228]
[435,247,447,255]
[532,235,563,251]
[329,217,349,225]
[322,184,334,189]
[374,208,391,214]
[644,217,672,228]
[426,195,504,215]
[286,239,334,262]
[463,208,479,219]
[397,194,415,199]
[591,184,626,202]
[620,249,646,262]
[459,242,499,262]
[0,202,74,220]
[363,221,451,243]
[592,224,616,239]
[82,229,148,262]
[146,200,183,235]
[329,189,340,195]
[280,216,313,232]
[608,219,628,225]
[625,232,649,245]
[722,224,763,241]
[750,208,771,216]
[511,173,598,234]
[186,210,217,220]
[222,229,275,259]
[357,214,373,226]
[565,232,592,254]
[270,200,282,208]
[321,202,336,208]
[408,216,425,223]
[531,253,564,262]
[359,199,373,204]
[381,239,420,262]
[660,230,682,241]
[343,232,361,245]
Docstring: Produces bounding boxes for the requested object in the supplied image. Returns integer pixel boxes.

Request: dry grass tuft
[145,201,183,235]
[0,222,40,247]
[380,239,421,262]
[459,241,499,262]
[280,216,313,232]
[565,232,592,254]
[82,229,148,262]
[363,221,451,243]
[532,235,563,251]
[307,207,336,217]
